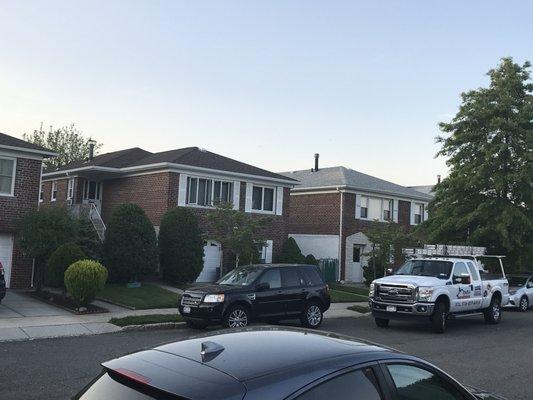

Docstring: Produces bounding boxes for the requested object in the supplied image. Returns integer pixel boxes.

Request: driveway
[0,291,71,318]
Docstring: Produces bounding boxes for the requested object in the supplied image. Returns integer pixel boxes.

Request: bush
[103,204,158,283]
[46,244,86,288]
[159,208,204,283]
[64,260,108,307]
[362,258,386,286]
[76,217,103,262]
[304,254,319,266]
[277,237,305,263]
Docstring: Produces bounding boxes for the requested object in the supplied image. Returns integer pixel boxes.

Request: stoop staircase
[69,203,106,241]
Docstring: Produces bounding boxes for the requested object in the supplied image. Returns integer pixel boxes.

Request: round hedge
[159,207,204,283]
[64,260,108,307]
[103,203,158,283]
[46,244,86,287]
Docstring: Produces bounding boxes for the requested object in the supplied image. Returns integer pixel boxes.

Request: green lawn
[347,304,371,314]
[98,283,179,309]
[329,284,369,299]
[330,289,366,303]
[109,313,184,327]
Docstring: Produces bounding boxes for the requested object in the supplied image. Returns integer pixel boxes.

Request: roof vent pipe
[314,153,319,172]
[437,174,441,184]
[88,139,96,162]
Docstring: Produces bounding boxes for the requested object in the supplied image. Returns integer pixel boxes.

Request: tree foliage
[47,243,86,288]
[159,208,204,284]
[23,123,102,170]
[421,58,533,271]
[206,202,271,270]
[103,204,158,283]
[277,237,305,264]
[64,260,108,307]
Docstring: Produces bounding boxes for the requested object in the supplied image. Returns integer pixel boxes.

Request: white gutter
[0,144,57,157]
[291,185,432,202]
[338,187,343,282]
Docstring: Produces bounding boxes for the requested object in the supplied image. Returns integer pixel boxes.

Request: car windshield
[396,260,453,279]
[217,266,263,286]
[508,276,528,287]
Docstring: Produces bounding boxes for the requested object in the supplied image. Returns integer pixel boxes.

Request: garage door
[0,234,14,288]
[196,240,221,283]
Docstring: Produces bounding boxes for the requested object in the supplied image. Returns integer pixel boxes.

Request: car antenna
[201,341,225,362]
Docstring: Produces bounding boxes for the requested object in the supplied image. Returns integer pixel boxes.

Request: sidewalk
[0,291,368,342]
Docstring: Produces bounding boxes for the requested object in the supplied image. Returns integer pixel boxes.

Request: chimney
[437,174,441,184]
[314,153,319,172]
[88,139,96,162]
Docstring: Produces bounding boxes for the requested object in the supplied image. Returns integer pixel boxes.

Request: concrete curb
[121,322,187,331]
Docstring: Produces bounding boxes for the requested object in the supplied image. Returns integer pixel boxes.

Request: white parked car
[505,274,533,311]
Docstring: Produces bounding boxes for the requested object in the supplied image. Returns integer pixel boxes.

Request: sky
[1,1,532,186]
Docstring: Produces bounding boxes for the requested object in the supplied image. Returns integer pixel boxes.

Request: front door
[82,180,103,213]
[280,267,305,316]
[0,234,13,288]
[346,244,364,282]
[254,268,285,317]
[196,241,221,283]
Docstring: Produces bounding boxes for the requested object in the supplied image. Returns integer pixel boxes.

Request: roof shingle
[0,132,55,155]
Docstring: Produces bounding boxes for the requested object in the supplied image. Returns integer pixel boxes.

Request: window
[252,185,275,212]
[414,203,425,225]
[0,157,15,196]
[187,177,233,206]
[281,268,300,288]
[387,364,466,400]
[353,245,361,263]
[75,372,162,400]
[258,268,281,289]
[67,178,74,200]
[453,262,469,281]
[296,368,383,400]
[396,260,453,279]
[39,183,44,202]
[359,195,393,221]
[466,262,479,281]
[51,181,58,201]
[83,181,101,200]
[299,267,324,286]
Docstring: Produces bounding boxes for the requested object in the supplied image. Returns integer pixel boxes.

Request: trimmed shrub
[277,237,305,263]
[46,244,86,288]
[64,260,108,307]
[103,204,158,283]
[304,254,319,266]
[159,208,204,283]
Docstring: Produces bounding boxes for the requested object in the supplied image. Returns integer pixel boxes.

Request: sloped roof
[45,146,296,183]
[280,166,432,201]
[0,132,56,156]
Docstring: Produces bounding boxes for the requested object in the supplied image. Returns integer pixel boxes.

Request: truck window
[453,262,469,279]
[466,262,479,281]
[396,260,453,279]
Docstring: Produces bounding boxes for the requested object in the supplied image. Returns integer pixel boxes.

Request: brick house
[0,132,56,289]
[41,146,297,282]
[280,155,433,283]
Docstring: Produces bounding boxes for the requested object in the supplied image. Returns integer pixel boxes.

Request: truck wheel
[483,296,502,324]
[431,301,447,333]
[519,296,529,312]
[301,302,323,329]
[375,318,389,328]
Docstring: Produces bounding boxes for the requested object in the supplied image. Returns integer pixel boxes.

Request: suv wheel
[519,296,529,312]
[224,305,250,328]
[431,301,447,333]
[301,302,323,329]
[483,296,502,324]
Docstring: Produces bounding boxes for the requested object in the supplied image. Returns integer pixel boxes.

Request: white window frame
[51,181,58,202]
[67,178,75,200]
[83,180,102,201]
[185,176,234,208]
[358,195,394,222]
[0,156,16,197]
[413,202,425,225]
[251,185,276,214]
[39,183,44,203]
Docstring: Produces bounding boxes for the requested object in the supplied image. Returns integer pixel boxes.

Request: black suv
[0,261,6,303]
[178,264,331,329]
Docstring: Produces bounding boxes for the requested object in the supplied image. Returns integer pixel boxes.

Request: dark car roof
[154,327,392,381]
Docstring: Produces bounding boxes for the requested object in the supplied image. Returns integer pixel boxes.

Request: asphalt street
[1,310,531,400]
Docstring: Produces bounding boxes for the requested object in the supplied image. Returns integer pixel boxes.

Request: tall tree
[206,202,271,271]
[422,58,533,271]
[23,123,102,170]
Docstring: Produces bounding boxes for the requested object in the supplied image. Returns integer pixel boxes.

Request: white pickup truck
[369,251,509,333]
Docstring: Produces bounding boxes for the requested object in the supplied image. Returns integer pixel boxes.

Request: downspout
[338,187,343,282]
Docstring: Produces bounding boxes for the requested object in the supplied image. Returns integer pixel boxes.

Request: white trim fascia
[0,144,57,158]
[291,186,431,203]
[0,149,46,161]
[43,162,297,186]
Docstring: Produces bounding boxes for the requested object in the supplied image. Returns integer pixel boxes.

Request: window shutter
[178,174,188,206]
[275,186,284,215]
[232,181,240,210]
[244,183,253,212]
[355,194,361,219]
[410,201,415,225]
[265,240,273,263]
[393,199,399,223]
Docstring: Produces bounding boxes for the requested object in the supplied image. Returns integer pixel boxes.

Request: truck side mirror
[386,268,394,276]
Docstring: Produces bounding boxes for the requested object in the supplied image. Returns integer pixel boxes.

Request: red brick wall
[0,157,42,288]
[289,192,341,235]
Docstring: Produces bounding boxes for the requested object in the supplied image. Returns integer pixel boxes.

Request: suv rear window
[75,372,184,400]
[299,267,324,286]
